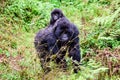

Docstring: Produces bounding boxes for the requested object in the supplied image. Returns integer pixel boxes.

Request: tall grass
[0,0,120,80]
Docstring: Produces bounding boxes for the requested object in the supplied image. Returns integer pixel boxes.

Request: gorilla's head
[54,18,73,42]
[50,9,65,25]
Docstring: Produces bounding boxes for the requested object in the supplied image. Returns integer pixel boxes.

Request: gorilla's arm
[46,34,59,54]
[68,24,81,62]
[68,24,81,73]
[68,37,81,62]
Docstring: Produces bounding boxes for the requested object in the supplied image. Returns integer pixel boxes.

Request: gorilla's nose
[62,34,68,41]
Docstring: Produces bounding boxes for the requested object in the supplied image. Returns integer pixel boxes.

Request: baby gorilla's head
[50,9,65,25]
[54,18,73,42]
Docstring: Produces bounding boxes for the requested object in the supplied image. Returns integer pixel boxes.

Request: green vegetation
[0,0,120,80]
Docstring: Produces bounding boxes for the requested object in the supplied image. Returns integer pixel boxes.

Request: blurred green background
[0,0,120,80]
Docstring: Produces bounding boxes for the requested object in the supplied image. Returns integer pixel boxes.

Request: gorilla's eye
[60,27,64,30]
[60,26,68,30]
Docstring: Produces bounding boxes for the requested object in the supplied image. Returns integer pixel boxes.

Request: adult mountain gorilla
[34,17,80,73]
[53,18,81,73]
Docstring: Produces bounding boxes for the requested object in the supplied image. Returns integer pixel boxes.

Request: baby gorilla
[34,17,81,73]
[49,9,65,27]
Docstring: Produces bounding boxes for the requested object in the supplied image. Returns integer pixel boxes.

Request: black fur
[34,17,81,73]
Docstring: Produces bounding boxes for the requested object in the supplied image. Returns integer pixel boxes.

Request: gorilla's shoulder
[71,23,79,34]
[35,27,54,41]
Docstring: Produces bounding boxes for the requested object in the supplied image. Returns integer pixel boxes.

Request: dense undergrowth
[0,0,120,80]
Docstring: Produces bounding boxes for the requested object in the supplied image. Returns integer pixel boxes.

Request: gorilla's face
[54,18,73,42]
[52,12,62,21]
[50,9,65,25]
